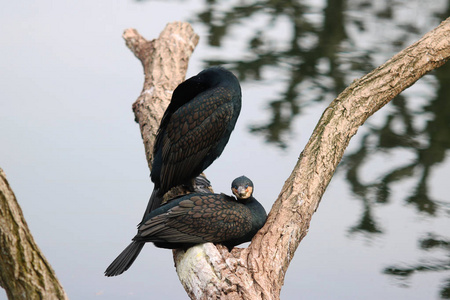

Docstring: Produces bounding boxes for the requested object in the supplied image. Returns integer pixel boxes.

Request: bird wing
[158,86,235,191]
[137,194,252,244]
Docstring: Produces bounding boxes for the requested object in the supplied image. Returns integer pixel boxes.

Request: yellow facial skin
[232,186,253,200]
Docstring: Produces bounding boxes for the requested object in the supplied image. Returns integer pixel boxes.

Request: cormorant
[145,67,242,216]
[104,176,267,277]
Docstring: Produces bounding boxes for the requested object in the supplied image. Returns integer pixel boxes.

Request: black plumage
[145,67,242,215]
[104,176,267,277]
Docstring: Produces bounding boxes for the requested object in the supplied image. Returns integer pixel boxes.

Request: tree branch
[126,18,450,299]
[0,168,68,300]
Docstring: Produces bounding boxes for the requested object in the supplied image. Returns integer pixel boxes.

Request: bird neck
[242,197,265,218]
[238,196,253,205]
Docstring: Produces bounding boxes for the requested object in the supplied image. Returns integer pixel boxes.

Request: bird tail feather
[142,188,162,222]
[104,242,144,277]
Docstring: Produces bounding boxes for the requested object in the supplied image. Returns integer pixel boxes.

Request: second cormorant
[104,176,267,276]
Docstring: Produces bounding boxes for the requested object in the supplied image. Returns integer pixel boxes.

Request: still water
[1,0,449,299]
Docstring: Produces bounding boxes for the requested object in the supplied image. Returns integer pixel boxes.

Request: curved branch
[0,168,68,300]
[126,18,450,299]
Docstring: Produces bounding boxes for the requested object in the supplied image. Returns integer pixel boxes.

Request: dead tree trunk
[0,168,68,300]
[124,19,450,300]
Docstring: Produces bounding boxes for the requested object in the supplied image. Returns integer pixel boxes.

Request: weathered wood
[0,168,68,300]
[124,22,199,171]
[126,18,450,299]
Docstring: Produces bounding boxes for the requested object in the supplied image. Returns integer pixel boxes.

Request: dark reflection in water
[384,233,450,298]
[139,0,450,297]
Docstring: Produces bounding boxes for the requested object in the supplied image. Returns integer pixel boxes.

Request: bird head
[231,176,254,200]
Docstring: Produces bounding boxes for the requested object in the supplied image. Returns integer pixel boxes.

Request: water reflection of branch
[384,234,450,298]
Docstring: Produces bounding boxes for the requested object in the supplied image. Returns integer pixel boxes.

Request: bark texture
[124,23,199,171]
[126,19,450,299]
[0,168,68,300]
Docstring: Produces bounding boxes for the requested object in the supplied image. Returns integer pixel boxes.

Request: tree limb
[124,23,199,171]
[125,18,450,299]
[0,168,68,300]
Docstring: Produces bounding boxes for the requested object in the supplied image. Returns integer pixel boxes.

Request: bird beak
[237,186,247,197]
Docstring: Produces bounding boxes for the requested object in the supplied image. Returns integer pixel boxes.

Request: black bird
[145,67,242,216]
[105,176,267,277]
